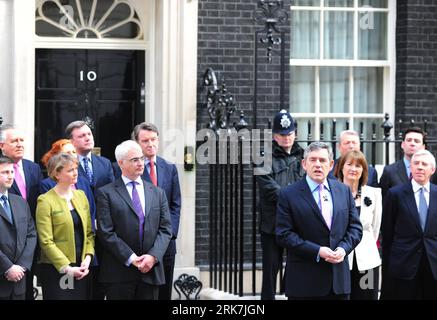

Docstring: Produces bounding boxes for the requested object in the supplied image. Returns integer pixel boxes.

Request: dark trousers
[39,263,89,300]
[105,281,159,300]
[158,254,176,300]
[25,263,38,300]
[260,233,284,300]
[350,256,379,300]
[0,293,25,300]
[88,239,105,300]
[89,266,105,300]
[391,253,437,300]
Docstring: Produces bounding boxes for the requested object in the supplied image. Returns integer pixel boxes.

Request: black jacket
[256,141,304,234]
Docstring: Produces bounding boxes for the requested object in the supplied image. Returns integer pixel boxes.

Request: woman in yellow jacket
[36,153,94,300]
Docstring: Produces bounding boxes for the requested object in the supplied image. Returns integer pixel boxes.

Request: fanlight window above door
[36,0,143,39]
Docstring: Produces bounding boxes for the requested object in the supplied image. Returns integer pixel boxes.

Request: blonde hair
[47,152,78,182]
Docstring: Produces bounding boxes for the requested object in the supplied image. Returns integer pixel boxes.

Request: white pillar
[155,0,199,293]
[13,0,36,160]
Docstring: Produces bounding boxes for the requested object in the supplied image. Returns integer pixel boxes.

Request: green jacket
[36,188,94,272]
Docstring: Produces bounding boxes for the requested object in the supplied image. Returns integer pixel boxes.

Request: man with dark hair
[0,125,42,300]
[65,120,115,193]
[113,122,181,300]
[0,156,36,300]
[379,127,426,198]
[276,142,362,300]
[256,110,304,300]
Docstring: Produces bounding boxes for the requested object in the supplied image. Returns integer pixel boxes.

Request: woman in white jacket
[335,150,382,300]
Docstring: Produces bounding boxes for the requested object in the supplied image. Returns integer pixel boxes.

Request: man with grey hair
[96,140,172,300]
[112,122,181,300]
[329,130,378,187]
[0,124,42,300]
[381,149,437,299]
[276,141,362,299]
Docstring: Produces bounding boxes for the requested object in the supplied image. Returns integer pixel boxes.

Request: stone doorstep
[199,288,286,300]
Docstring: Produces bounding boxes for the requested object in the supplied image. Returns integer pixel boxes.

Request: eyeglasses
[127,156,145,164]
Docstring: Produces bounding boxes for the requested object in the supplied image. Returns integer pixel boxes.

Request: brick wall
[396,1,437,152]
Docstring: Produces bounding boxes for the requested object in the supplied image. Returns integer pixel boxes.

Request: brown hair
[47,153,78,182]
[41,139,73,168]
[131,122,159,142]
[334,150,368,187]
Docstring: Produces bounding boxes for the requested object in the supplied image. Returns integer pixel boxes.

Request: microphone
[322,195,328,201]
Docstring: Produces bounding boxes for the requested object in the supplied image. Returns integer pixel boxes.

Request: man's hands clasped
[132,254,157,273]
[319,247,346,264]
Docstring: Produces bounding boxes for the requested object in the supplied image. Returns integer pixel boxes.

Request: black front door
[35,49,145,163]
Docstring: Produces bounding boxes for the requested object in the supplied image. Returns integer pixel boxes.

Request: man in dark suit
[329,130,378,187]
[0,156,37,300]
[97,140,172,300]
[65,120,115,193]
[381,149,437,299]
[379,127,426,198]
[113,122,181,300]
[0,124,42,300]
[65,120,115,299]
[276,142,362,299]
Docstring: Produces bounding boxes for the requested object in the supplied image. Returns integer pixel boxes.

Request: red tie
[150,160,157,186]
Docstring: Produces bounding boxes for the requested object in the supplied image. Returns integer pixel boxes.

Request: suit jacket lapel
[142,169,151,183]
[21,160,31,196]
[299,180,328,228]
[425,184,437,233]
[403,184,423,233]
[10,181,21,197]
[396,160,409,184]
[114,179,139,219]
[9,198,24,259]
[0,203,13,225]
[156,157,165,187]
[142,180,152,219]
[328,180,338,227]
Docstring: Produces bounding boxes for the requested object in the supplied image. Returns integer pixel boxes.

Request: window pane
[295,118,315,143]
[291,67,315,113]
[354,67,383,114]
[325,0,353,7]
[324,11,353,59]
[358,12,387,60]
[320,67,349,113]
[353,118,384,165]
[293,0,320,5]
[359,0,388,8]
[291,11,320,59]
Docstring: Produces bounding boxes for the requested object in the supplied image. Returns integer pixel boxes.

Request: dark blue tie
[130,181,144,245]
[418,187,428,231]
[1,194,13,224]
[82,157,94,185]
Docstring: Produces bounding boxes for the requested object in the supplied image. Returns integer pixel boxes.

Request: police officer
[256,110,304,300]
